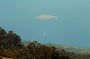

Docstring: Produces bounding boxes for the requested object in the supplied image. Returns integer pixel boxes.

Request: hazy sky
[0,0,90,48]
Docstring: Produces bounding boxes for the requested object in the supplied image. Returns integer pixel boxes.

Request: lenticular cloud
[36,15,58,20]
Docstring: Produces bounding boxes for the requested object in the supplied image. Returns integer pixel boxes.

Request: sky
[0,0,90,48]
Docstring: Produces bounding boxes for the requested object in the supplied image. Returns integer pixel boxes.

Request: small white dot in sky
[42,32,46,36]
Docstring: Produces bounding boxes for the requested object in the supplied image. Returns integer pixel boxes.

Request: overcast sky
[0,0,90,48]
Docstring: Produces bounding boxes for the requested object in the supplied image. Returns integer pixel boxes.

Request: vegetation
[0,27,90,59]
[0,27,22,49]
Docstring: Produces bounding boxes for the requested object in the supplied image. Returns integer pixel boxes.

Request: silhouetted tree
[7,31,22,49]
[0,27,7,49]
[0,27,22,49]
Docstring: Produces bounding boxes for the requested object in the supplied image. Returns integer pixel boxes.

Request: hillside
[23,40,90,55]
[0,27,90,59]
[46,43,90,54]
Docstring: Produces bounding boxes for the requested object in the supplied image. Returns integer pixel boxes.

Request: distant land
[23,40,90,54]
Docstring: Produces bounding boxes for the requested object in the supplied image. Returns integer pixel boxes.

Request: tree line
[0,27,72,59]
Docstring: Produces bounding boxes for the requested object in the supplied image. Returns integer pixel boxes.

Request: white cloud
[36,15,58,20]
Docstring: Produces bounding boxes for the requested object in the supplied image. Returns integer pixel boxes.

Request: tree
[7,31,22,49]
[0,27,7,49]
